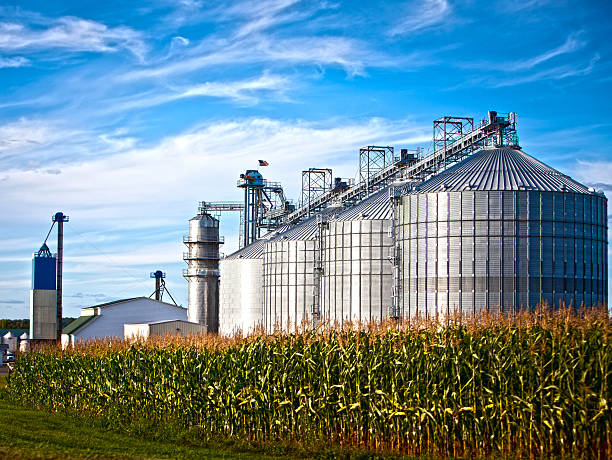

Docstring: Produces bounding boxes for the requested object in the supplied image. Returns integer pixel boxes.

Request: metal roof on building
[62,315,98,335]
[0,329,27,337]
[408,147,594,194]
[124,319,190,326]
[80,297,186,312]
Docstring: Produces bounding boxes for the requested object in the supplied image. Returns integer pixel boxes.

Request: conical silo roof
[409,147,594,194]
[224,225,292,260]
[267,205,342,242]
[331,187,392,221]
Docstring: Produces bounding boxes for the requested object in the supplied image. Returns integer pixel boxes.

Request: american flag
[258,160,269,166]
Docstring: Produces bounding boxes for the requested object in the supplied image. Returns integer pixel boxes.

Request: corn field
[8,309,612,458]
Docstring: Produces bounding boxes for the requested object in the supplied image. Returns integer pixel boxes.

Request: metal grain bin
[30,243,57,341]
[263,208,341,332]
[396,147,607,318]
[219,239,267,336]
[321,188,394,325]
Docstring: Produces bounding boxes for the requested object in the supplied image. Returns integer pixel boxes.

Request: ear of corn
[7,309,611,458]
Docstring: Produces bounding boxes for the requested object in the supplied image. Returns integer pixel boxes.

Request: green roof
[81,297,139,310]
[62,315,98,335]
[0,328,27,337]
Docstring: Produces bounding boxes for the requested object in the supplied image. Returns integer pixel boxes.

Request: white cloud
[389,0,451,36]
[500,0,553,12]
[0,118,63,152]
[512,32,586,71]
[0,117,429,234]
[0,118,86,169]
[0,16,146,60]
[122,34,376,80]
[573,160,612,192]
[228,0,304,37]
[171,36,189,46]
[98,129,138,151]
[115,73,291,110]
[0,55,29,68]
[449,31,598,89]
[490,53,600,87]
[460,32,587,72]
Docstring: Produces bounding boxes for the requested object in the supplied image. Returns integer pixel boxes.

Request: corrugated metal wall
[321,219,393,325]
[263,239,315,332]
[219,258,264,335]
[397,190,608,318]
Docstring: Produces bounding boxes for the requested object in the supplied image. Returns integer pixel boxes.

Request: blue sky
[0,0,611,318]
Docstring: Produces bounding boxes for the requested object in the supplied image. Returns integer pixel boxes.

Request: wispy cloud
[0,118,61,152]
[0,118,86,169]
[448,32,598,89]
[500,0,554,13]
[121,34,378,80]
[490,53,599,87]
[0,16,146,60]
[508,32,587,71]
[98,128,138,151]
[459,32,587,72]
[228,0,303,37]
[0,55,29,68]
[115,73,291,110]
[389,0,451,36]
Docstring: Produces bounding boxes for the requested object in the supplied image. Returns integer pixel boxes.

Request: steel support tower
[283,111,518,226]
[360,146,394,196]
[52,211,68,344]
[433,116,474,170]
[150,270,165,301]
[301,168,332,217]
[238,170,293,247]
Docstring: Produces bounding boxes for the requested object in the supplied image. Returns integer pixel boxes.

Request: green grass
[0,393,284,460]
[0,390,418,460]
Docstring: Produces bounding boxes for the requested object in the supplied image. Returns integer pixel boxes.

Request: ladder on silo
[311,215,327,326]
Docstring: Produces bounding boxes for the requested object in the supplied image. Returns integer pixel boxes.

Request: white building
[61,297,188,347]
[124,320,206,341]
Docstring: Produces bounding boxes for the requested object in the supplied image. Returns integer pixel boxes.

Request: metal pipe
[53,211,68,344]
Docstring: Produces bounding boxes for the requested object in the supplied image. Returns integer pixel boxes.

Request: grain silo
[30,243,57,342]
[219,239,266,336]
[263,207,341,332]
[320,188,395,325]
[183,212,222,332]
[395,146,608,318]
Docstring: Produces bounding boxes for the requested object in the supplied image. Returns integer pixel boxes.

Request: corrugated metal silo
[219,239,266,336]
[263,208,340,332]
[396,146,608,318]
[320,188,394,325]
